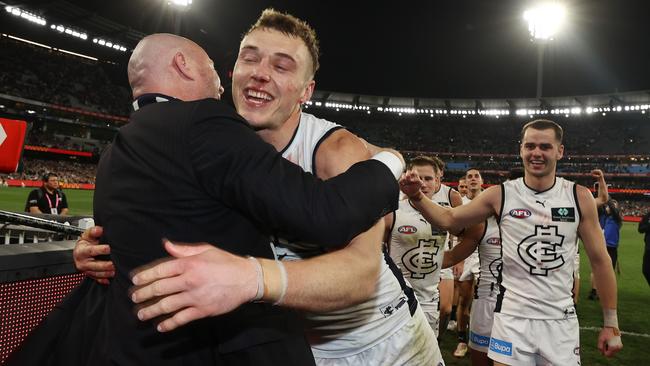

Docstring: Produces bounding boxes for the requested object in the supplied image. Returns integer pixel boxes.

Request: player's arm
[29,206,43,214]
[442,222,484,268]
[401,171,499,233]
[130,130,392,331]
[592,169,609,207]
[276,129,382,310]
[576,185,622,357]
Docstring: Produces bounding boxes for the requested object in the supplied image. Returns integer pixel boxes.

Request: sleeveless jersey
[497,177,580,319]
[474,216,502,299]
[431,184,454,248]
[274,112,413,358]
[389,198,447,313]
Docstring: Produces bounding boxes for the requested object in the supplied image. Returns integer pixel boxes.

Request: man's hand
[130,240,258,332]
[73,226,115,285]
[399,170,424,200]
[453,261,464,279]
[597,326,623,357]
[591,169,605,181]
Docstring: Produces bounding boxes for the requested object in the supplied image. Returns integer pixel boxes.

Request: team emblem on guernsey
[397,225,417,234]
[509,208,531,219]
[401,239,441,279]
[517,225,565,276]
[489,257,503,279]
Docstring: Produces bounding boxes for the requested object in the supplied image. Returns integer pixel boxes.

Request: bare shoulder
[315,129,371,179]
[450,189,463,207]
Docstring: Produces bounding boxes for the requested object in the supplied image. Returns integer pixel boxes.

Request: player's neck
[523,172,555,192]
[259,108,301,152]
[467,188,482,200]
[44,186,55,194]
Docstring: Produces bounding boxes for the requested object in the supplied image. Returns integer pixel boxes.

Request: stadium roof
[2,0,650,100]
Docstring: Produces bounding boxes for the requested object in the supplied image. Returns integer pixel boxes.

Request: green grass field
[0,186,94,216]
[0,186,648,364]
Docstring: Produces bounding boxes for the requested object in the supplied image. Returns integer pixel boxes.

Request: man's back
[92,97,314,365]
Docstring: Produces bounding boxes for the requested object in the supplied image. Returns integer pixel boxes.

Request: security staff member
[25,172,69,215]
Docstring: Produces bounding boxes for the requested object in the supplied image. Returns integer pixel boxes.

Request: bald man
[7,34,403,366]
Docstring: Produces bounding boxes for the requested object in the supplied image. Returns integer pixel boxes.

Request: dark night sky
[8,0,650,99]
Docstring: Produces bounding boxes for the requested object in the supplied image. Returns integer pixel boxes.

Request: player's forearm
[269,222,384,312]
[410,197,459,233]
[591,254,618,311]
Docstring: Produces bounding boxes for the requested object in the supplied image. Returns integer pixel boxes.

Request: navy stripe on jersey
[474,220,490,300]
[311,125,344,175]
[383,247,418,316]
[573,183,582,221]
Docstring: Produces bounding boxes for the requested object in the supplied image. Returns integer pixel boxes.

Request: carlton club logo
[509,208,532,219]
[401,239,441,279]
[517,225,565,276]
[398,225,418,234]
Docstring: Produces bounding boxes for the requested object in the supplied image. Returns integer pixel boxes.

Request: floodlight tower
[524,2,566,99]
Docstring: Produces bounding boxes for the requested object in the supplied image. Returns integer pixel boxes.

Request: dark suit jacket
[8,96,398,365]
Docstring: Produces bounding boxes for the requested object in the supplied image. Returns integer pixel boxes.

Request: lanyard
[44,191,60,210]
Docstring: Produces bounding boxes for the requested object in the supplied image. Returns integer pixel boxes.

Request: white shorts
[468,296,497,353]
[573,251,580,279]
[459,253,480,282]
[440,267,454,281]
[488,312,580,366]
[314,306,445,366]
[423,308,441,338]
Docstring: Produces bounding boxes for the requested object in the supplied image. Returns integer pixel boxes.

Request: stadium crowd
[0,36,131,117]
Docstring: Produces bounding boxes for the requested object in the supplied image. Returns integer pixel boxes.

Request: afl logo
[486,237,501,245]
[509,209,531,219]
[398,225,418,234]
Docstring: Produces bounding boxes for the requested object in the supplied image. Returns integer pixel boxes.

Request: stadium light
[5,6,47,26]
[50,24,87,40]
[168,0,192,7]
[92,38,128,52]
[524,2,566,99]
[524,3,566,41]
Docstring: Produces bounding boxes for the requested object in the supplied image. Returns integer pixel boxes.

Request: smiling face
[232,28,315,132]
[520,127,564,178]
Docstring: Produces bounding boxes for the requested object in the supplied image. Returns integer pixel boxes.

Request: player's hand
[130,240,258,332]
[399,170,424,200]
[597,326,623,357]
[453,261,464,278]
[591,169,605,181]
[73,226,115,285]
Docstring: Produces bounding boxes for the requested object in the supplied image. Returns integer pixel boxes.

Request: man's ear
[299,79,315,104]
[173,51,195,81]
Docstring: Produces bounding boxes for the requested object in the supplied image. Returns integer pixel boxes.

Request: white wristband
[273,260,288,306]
[372,151,404,180]
[248,256,264,302]
[603,308,619,329]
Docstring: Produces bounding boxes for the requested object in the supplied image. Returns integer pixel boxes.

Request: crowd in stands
[311,108,650,156]
[7,158,97,184]
[0,37,131,116]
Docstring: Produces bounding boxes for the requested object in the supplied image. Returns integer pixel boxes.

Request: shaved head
[128,33,223,101]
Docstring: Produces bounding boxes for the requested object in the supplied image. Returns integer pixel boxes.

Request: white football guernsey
[497,177,580,319]
[274,112,415,358]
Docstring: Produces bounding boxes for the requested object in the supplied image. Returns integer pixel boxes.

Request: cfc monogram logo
[517,225,565,276]
[401,239,440,279]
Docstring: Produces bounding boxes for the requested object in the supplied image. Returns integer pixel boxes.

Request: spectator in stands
[24,172,69,215]
[639,210,650,286]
